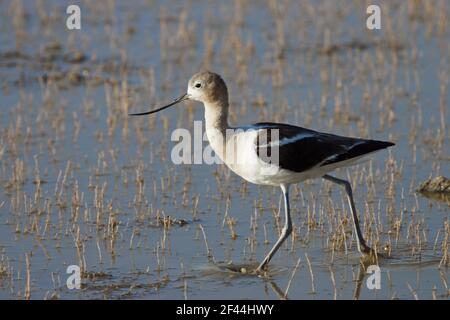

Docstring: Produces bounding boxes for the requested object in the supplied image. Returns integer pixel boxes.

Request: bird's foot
[254,262,269,277]
[359,244,386,265]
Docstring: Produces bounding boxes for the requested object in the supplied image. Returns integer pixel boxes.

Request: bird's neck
[204,100,230,161]
[204,100,229,133]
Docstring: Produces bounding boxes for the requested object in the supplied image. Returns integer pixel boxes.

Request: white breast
[206,128,283,186]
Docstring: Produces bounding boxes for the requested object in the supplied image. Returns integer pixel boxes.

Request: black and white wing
[254,122,394,173]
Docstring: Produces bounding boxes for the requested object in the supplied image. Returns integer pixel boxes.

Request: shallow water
[0,0,449,299]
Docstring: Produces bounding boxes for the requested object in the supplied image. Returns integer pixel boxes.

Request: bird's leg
[256,184,292,273]
[322,174,372,254]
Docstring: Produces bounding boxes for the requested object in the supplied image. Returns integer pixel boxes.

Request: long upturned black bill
[128,93,189,116]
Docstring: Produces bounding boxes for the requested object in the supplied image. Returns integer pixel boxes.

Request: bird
[129,71,395,274]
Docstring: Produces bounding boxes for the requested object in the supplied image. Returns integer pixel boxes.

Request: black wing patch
[254,122,394,173]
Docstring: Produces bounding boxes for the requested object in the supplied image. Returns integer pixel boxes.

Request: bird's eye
[195,83,201,88]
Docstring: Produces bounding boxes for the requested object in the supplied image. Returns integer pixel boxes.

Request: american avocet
[130,71,394,273]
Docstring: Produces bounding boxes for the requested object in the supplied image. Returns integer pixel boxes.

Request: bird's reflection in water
[353,253,385,300]
[266,281,287,300]
[199,261,288,299]
[353,264,368,300]
[200,261,286,278]
[200,252,386,300]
